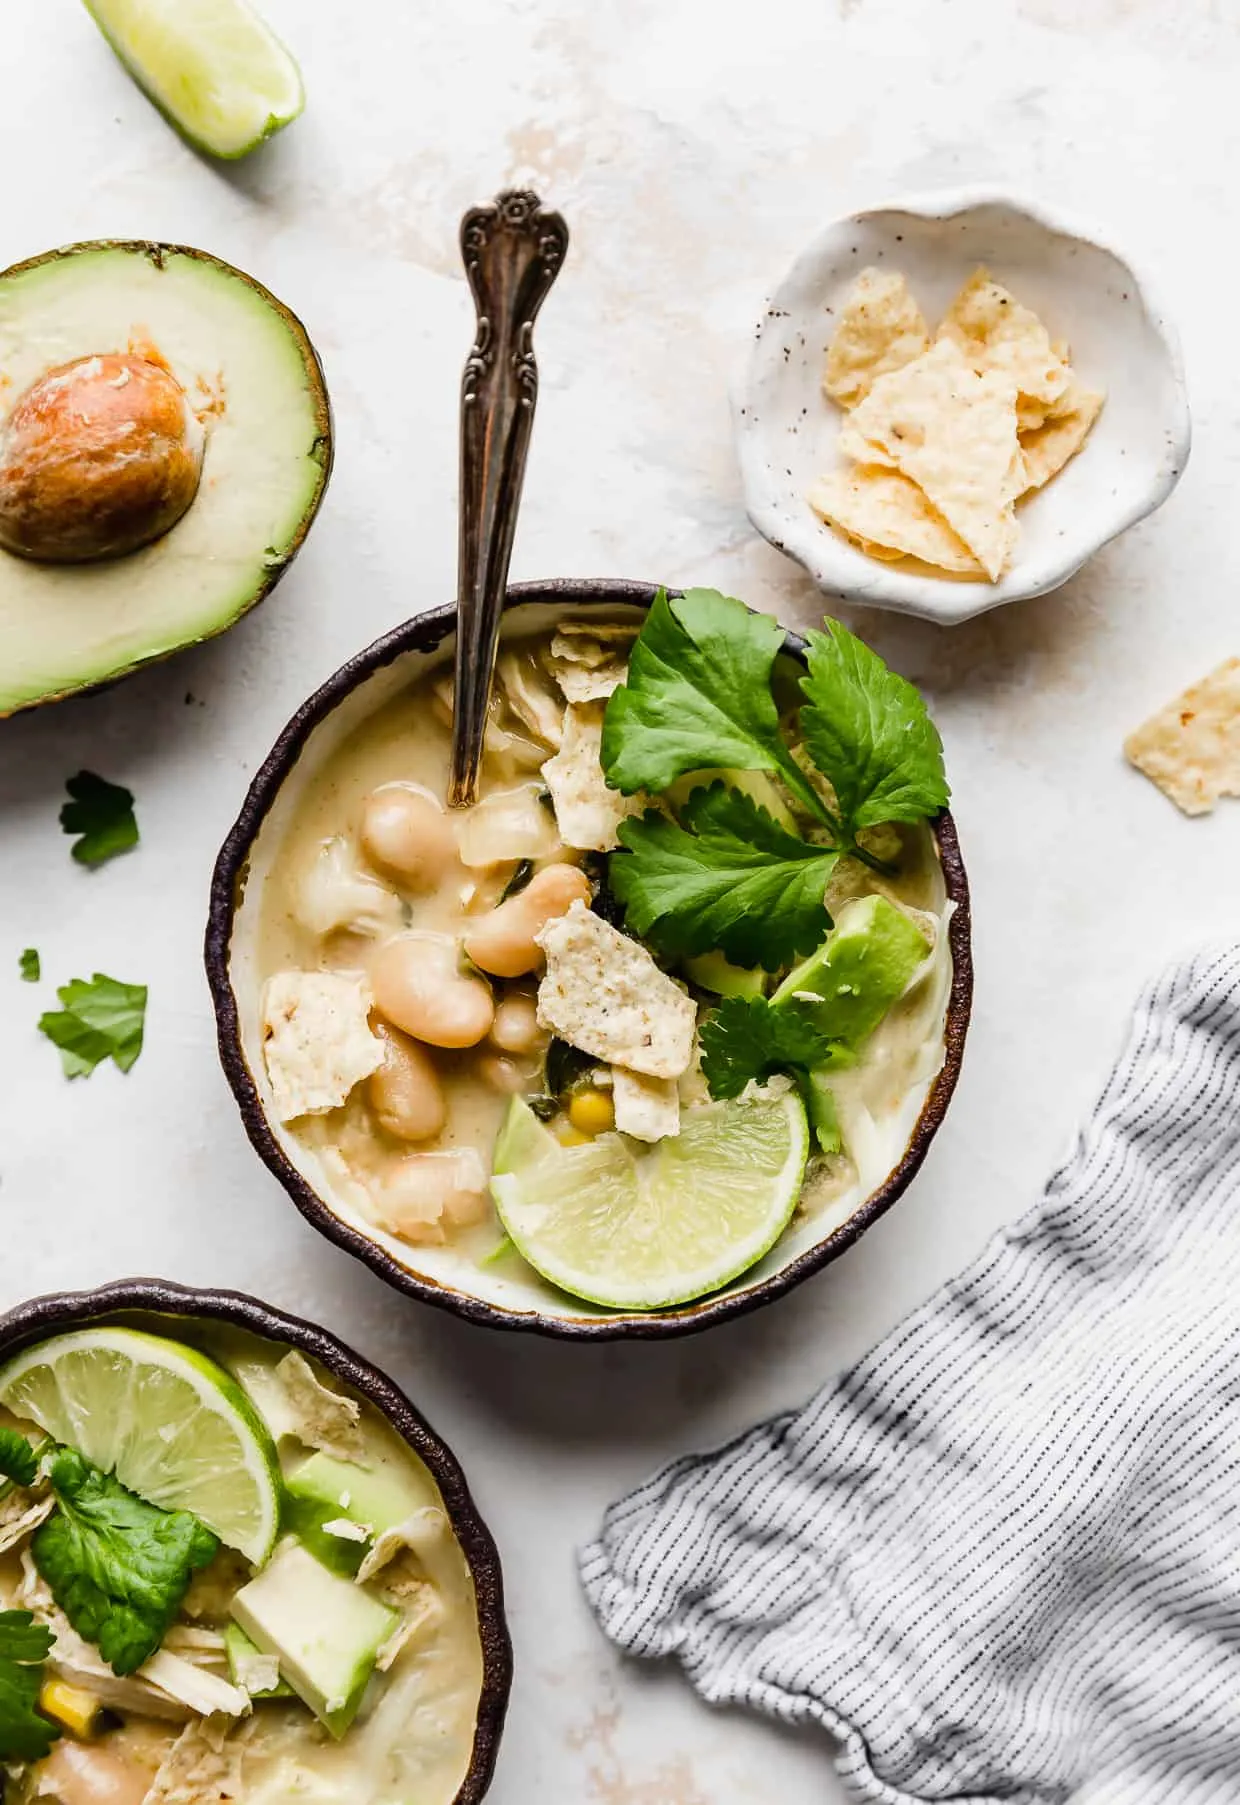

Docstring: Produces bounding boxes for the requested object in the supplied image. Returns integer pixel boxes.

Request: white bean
[369,1150,487,1245]
[371,934,494,1048]
[464,863,591,978]
[490,992,545,1056]
[361,785,456,890]
[368,1022,446,1142]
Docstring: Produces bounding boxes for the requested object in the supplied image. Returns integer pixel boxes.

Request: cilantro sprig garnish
[612,784,839,970]
[601,589,948,972]
[60,771,139,867]
[33,1448,219,1677]
[0,1612,58,1764]
[18,949,39,984]
[38,973,147,1078]
[699,996,843,1151]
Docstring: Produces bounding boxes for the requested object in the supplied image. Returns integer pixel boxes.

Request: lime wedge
[0,1327,280,1564]
[492,1091,809,1310]
[83,0,304,160]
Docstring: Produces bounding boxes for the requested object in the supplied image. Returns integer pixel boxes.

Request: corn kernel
[567,1088,616,1136]
[552,1119,592,1147]
[39,1677,104,1739]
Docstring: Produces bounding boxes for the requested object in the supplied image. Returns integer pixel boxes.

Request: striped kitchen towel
[581,945,1240,1804]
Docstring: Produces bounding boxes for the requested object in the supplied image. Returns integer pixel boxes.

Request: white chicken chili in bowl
[209,581,971,1336]
[0,1283,507,1805]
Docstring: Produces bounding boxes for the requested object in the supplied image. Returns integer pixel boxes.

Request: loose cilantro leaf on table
[0,1430,38,1488]
[18,948,39,983]
[801,622,949,839]
[60,771,139,867]
[33,1449,218,1677]
[612,785,839,970]
[38,974,147,1078]
[0,1611,57,1763]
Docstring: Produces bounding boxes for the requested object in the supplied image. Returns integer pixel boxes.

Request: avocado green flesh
[231,1540,397,1738]
[0,243,330,716]
[224,1622,294,1699]
[284,1450,426,1579]
[773,894,931,1048]
[684,950,766,999]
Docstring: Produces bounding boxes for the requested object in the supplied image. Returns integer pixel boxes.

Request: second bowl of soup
[208,581,972,1337]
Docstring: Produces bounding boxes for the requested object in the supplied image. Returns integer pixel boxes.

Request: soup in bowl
[0,1280,509,1804]
[208,581,972,1337]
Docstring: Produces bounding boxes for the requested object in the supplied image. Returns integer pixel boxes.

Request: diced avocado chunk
[799,1070,843,1155]
[284,1451,423,1579]
[772,895,930,1049]
[224,1622,294,1699]
[230,1542,397,1738]
[684,951,766,1000]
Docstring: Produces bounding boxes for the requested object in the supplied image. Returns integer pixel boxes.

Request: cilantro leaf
[601,589,818,809]
[699,995,836,1098]
[0,1430,38,1488]
[0,1611,57,1764]
[38,974,147,1078]
[800,621,949,839]
[611,784,838,970]
[699,996,845,1151]
[18,948,39,983]
[33,1449,218,1677]
[60,771,139,867]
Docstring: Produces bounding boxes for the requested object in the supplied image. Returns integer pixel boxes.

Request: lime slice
[492,1090,809,1310]
[0,1327,280,1564]
[83,0,304,160]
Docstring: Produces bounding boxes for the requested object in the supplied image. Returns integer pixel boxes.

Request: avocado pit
[0,350,205,563]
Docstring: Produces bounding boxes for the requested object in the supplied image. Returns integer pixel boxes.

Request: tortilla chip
[840,340,1022,579]
[823,268,931,409]
[275,1351,366,1460]
[1125,660,1240,816]
[1018,380,1105,493]
[937,267,1072,412]
[808,465,984,575]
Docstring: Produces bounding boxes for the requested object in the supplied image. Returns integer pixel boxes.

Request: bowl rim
[0,1276,511,1804]
[735,183,1192,625]
[205,578,974,1340]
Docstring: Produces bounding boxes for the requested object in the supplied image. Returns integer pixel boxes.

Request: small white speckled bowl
[736,189,1191,625]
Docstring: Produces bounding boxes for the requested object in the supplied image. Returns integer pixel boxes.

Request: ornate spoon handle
[448,188,569,808]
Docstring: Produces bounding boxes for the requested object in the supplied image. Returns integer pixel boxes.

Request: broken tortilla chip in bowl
[736,188,1190,624]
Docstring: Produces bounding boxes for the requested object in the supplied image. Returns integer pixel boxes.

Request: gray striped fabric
[581,946,1240,1804]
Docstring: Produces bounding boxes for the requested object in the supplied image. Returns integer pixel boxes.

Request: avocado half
[0,241,332,717]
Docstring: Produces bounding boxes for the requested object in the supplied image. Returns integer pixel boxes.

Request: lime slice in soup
[492,1090,809,1310]
[83,0,304,160]
[0,1327,280,1563]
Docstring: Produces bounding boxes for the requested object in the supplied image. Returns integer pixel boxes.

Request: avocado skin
[0,240,333,719]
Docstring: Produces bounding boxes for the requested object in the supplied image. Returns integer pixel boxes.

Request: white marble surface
[0,1,1235,1798]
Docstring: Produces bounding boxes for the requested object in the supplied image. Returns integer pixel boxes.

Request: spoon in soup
[448,188,569,808]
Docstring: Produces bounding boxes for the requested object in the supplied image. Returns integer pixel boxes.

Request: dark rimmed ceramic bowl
[206,580,973,1340]
[0,1278,510,1802]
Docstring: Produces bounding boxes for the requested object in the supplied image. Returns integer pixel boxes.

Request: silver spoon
[447,188,569,808]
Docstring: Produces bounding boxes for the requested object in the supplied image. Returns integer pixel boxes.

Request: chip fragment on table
[1124,659,1240,816]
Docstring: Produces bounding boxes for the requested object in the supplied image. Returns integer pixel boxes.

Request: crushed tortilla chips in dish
[811,266,1105,582]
